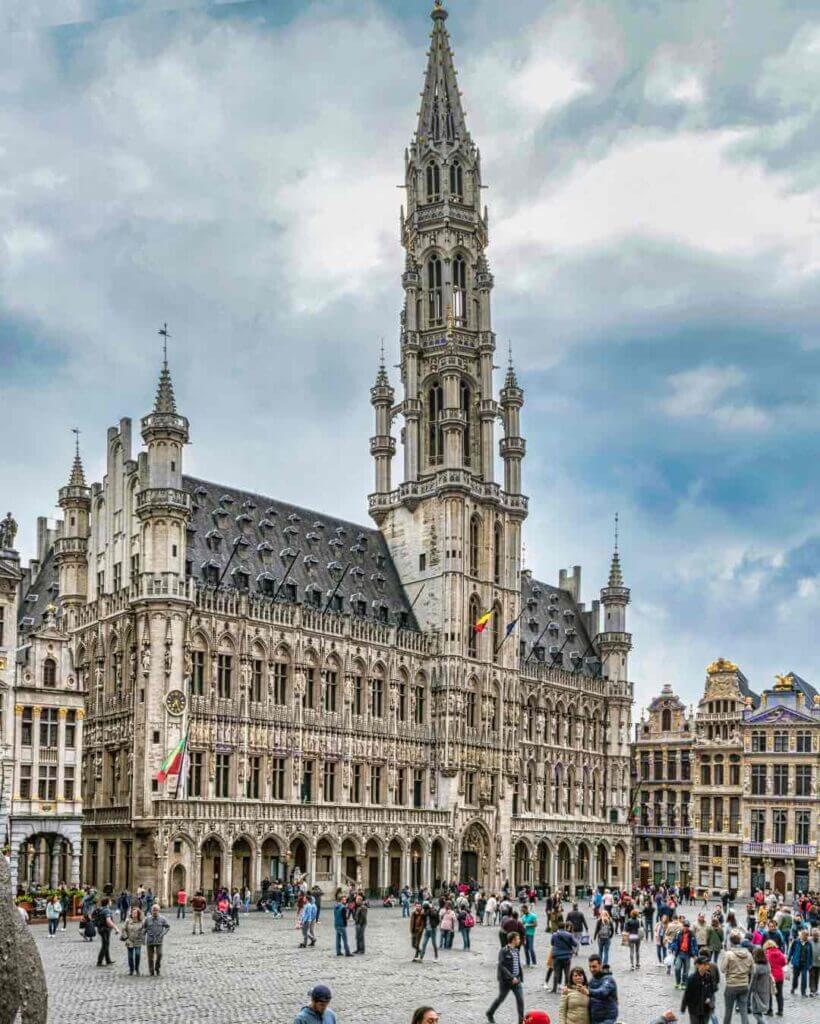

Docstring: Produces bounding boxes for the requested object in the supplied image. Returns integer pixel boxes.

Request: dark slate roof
[781,672,817,702]
[648,685,685,712]
[519,574,599,675]
[183,476,419,629]
[736,669,760,708]
[18,548,59,631]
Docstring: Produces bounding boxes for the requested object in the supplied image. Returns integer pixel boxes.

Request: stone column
[57,708,67,804]
[71,849,81,887]
[223,850,233,893]
[381,847,390,894]
[568,855,577,898]
[50,839,61,887]
[13,704,23,778]
[402,847,412,892]
[193,848,203,892]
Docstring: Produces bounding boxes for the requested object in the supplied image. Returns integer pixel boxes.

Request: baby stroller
[212,909,236,932]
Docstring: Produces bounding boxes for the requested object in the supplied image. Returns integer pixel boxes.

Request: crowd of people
[19,872,820,1023]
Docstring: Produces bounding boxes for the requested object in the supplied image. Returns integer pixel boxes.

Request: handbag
[621,932,630,947]
[664,952,675,968]
[580,934,590,945]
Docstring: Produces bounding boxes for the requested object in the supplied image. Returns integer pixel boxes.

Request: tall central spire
[417,2,467,145]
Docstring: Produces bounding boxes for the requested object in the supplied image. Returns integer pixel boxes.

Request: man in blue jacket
[333,897,351,957]
[588,955,618,1024]
[669,920,699,989]
[549,925,578,992]
[294,984,336,1024]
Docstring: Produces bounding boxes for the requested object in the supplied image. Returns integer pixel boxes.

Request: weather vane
[158,322,171,364]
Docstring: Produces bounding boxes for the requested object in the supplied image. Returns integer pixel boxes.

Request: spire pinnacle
[154,323,177,414]
[418,0,466,144]
[69,428,86,487]
[608,513,624,587]
[504,339,518,388]
[375,338,390,387]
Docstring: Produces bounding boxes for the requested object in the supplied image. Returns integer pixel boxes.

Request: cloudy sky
[2,0,820,709]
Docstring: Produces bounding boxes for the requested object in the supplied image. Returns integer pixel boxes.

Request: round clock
[165,689,186,716]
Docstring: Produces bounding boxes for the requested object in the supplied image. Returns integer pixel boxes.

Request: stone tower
[54,435,91,624]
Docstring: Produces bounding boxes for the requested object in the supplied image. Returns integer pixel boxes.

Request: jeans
[723,986,749,1024]
[97,928,113,965]
[48,918,58,935]
[335,926,351,955]
[656,942,665,964]
[355,923,366,953]
[420,927,438,958]
[487,980,524,1023]
[643,920,653,940]
[147,944,162,975]
[301,920,315,945]
[598,937,611,966]
[461,927,471,949]
[629,938,640,968]
[126,946,141,974]
[401,902,410,918]
[675,954,691,986]
[768,979,783,1015]
[791,965,809,995]
[552,957,571,992]
[177,904,186,918]
[524,934,536,964]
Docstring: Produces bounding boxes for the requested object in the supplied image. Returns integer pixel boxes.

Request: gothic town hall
[1,2,634,902]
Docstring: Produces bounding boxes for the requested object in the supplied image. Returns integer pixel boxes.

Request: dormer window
[232,566,250,590]
[396,611,409,629]
[353,599,367,618]
[258,519,274,532]
[547,621,559,634]
[533,645,545,663]
[281,581,297,603]
[220,494,235,506]
[328,594,343,613]
[257,574,276,597]
[264,506,279,517]
[375,603,389,624]
[203,563,220,586]
[306,587,322,609]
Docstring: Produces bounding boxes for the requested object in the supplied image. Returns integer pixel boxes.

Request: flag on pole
[174,731,190,800]
[503,618,519,640]
[156,731,187,783]
[473,609,493,633]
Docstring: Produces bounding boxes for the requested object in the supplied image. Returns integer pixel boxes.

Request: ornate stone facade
[13,3,634,903]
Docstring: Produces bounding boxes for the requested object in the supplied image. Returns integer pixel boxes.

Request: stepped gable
[183,475,419,629]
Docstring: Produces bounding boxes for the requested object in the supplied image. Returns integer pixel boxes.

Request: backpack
[464,913,475,929]
[92,907,106,930]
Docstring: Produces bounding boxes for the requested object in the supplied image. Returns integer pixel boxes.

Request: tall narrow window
[428,382,444,466]
[453,254,467,324]
[661,708,671,731]
[217,654,233,698]
[42,658,56,688]
[493,521,504,585]
[427,255,442,324]
[191,649,206,696]
[449,160,463,200]
[492,603,502,662]
[467,594,481,659]
[469,515,480,576]
[460,380,472,465]
[425,161,440,201]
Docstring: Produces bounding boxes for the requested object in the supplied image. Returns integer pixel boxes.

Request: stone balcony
[740,841,817,858]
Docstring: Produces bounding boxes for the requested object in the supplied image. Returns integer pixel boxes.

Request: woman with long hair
[411,1009,439,1024]
[122,907,145,976]
[559,965,590,1024]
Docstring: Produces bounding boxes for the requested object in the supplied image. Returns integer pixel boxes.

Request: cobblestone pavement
[35,901,818,1024]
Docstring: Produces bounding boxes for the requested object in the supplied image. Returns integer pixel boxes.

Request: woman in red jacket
[764,939,787,1017]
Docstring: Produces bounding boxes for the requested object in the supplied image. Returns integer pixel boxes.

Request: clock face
[165,689,186,716]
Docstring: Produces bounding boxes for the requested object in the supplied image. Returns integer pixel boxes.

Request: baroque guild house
[11,2,634,902]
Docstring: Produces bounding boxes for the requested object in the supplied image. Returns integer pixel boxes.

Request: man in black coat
[486,932,525,1023]
[680,955,716,1024]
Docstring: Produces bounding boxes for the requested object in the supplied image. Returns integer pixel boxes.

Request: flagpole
[408,581,426,611]
[173,727,190,801]
[493,608,523,657]
[323,562,350,613]
[272,549,301,602]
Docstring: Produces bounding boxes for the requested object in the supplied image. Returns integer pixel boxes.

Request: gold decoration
[58,708,68,718]
[773,673,794,691]
[707,658,738,675]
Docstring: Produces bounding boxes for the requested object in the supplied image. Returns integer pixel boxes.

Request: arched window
[492,602,502,663]
[465,680,477,728]
[427,255,442,324]
[469,514,480,576]
[427,382,444,466]
[413,675,426,726]
[425,161,440,202]
[661,708,671,732]
[460,380,471,465]
[526,699,535,741]
[453,255,467,324]
[493,521,504,585]
[449,160,463,200]
[527,762,535,812]
[42,658,56,688]
[467,593,481,659]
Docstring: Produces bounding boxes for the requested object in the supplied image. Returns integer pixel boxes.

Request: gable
[745,704,817,725]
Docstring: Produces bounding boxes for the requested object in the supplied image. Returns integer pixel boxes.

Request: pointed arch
[453,253,467,325]
[425,160,441,202]
[426,377,444,465]
[469,513,481,576]
[426,254,443,325]
[492,601,502,663]
[449,158,463,200]
[467,593,481,659]
[493,520,504,585]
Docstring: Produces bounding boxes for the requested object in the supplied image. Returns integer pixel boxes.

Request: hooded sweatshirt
[293,1007,337,1024]
[720,946,754,988]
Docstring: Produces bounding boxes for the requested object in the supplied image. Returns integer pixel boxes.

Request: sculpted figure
[0,855,47,1024]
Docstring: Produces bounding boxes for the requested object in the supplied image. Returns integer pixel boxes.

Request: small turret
[369,343,396,498]
[55,430,91,614]
[598,514,631,684]
[499,345,525,496]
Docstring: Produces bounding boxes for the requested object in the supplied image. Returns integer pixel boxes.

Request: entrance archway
[557,842,572,892]
[262,837,283,882]
[773,869,786,896]
[171,863,186,901]
[388,839,403,892]
[316,838,334,885]
[613,844,627,886]
[289,837,308,881]
[513,841,530,889]
[536,842,551,888]
[232,837,252,890]
[341,838,358,886]
[16,832,74,889]
[431,838,445,892]
[201,836,224,895]
[460,821,491,888]
[596,844,609,886]
[410,838,424,891]
[577,843,591,887]
[365,838,380,895]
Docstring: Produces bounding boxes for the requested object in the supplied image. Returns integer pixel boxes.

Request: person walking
[94,897,120,966]
[593,911,613,967]
[718,930,752,1024]
[231,888,242,928]
[145,904,170,976]
[58,884,71,931]
[705,919,723,963]
[122,907,146,976]
[763,939,786,1016]
[190,890,206,935]
[411,902,426,961]
[418,901,439,961]
[300,895,318,948]
[522,905,538,966]
[680,955,716,1024]
[353,896,368,954]
[46,896,61,937]
[549,924,578,993]
[624,909,642,970]
[788,928,812,997]
[401,886,411,919]
[559,965,590,1024]
[670,921,699,989]
[176,886,187,919]
[294,984,336,1024]
[566,904,589,951]
[486,931,525,1024]
[748,947,771,1024]
[587,954,618,1024]
[808,927,820,996]
[457,904,475,950]
[411,1009,439,1024]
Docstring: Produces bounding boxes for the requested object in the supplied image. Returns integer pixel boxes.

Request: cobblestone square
[35,901,818,1024]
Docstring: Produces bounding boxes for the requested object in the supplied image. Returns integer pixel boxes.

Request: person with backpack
[190,890,206,935]
[418,901,439,961]
[458,905,475,949]
[93,897,120,966]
